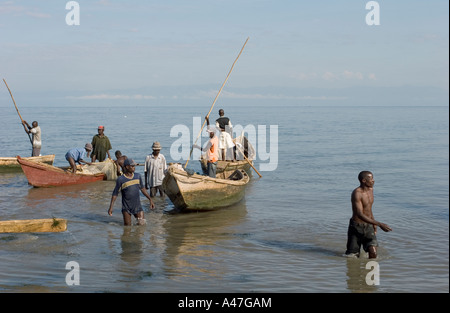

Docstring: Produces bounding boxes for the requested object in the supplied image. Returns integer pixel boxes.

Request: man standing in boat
[108,158,155,226]
[193,116,219,178]
[345,171,392,259]
[216,109,235,161]
[21,120,41,157]
[91,125,112,162]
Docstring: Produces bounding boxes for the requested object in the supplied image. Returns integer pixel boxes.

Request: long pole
[3,78,33,145]
[184,37,249,168]
[233,138,262,178]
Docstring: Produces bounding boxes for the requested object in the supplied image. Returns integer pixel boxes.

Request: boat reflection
[160,200,248,279]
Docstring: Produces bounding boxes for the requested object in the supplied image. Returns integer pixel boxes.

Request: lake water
[0,104,448,293]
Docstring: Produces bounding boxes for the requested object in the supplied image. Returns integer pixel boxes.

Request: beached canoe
[17,156,105,187]
[162,164,250,211]
[0,154,55,171]
[0,218,67,233]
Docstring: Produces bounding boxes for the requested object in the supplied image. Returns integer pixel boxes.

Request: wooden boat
[200,158,253,178]
[199,135,256,178]
[0,218,67,233]
[17,156,105,187]
[0,154,55,171]
[162,164,250,211]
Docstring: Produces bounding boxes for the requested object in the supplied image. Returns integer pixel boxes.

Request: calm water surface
[0,104,448,293]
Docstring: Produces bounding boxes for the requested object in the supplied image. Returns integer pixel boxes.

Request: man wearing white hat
[145,141,167,197]
[65,143,93,173]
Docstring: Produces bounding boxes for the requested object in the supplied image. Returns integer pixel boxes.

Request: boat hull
[163,165,249,211]
[0,154,55,171]
[0,218,67,233]
[17,156,105,187]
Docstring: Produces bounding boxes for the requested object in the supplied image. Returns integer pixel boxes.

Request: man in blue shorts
[108,158,155,226]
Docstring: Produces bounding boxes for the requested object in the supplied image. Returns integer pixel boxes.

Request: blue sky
[0,0,448,106]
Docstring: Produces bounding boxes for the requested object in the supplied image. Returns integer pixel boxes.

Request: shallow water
[0,105,448,293]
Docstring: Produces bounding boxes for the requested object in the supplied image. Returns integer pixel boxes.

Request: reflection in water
[99,200,248,288]
[161,201,248,280]
[120,226,146,272]
[345,257,379,293]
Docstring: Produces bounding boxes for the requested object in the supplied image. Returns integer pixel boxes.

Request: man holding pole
[21,120,41,157]
[193,116,219,178]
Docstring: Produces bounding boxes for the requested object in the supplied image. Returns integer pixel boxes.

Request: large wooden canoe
[162,164,250,211]
[0,154,55,171]
[17,156,105,187]
[0,218,67,233]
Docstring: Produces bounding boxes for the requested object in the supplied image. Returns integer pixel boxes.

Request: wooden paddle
[185,37,249,168]
[2,78,33,146]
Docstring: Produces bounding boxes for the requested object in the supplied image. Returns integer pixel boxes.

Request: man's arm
[22,121,31,134]
[78,159,92,166]
[352,191,392,232]
[108,195,117,216]
[140,188,155,209]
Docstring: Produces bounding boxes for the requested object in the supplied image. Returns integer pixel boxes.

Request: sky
[0,0,448,107]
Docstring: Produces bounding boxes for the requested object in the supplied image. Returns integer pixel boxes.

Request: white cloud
[0,3,50,18]
[292,71,373,82]
[26,11,51,19]
[342,70,363,80]
[322,72,337,81]
[66,94,157,100]
[188,90,347,101]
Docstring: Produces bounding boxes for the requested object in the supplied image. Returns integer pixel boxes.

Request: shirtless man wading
[345,171,392,259]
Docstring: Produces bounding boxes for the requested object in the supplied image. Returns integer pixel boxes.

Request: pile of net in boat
[78,159,118,180]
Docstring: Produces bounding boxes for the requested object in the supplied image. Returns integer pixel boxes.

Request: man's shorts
[345,218,378,255]
[122,206,143,216]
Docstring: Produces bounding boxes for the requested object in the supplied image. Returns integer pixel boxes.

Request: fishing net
[78,159,118,180]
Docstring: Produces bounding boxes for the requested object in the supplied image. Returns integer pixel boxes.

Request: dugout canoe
[0,154,55,171]
[162,164,250,211]
[17,156,105,187]
[0,218,67,233]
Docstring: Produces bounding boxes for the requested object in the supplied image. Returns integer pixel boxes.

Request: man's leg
[135,211,146,225]
[207,162,217,178]
[68,157,77,173]
[368,246,377,259]
[122,211,132,226]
